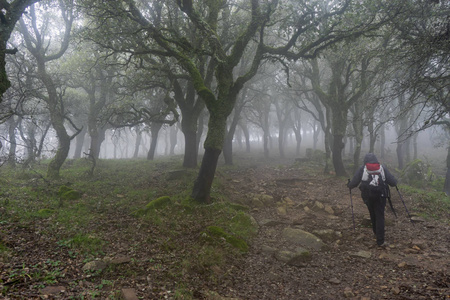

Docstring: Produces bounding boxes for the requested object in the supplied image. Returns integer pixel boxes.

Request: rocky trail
[216,164,450,299]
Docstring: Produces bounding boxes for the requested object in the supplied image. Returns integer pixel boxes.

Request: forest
[0,0,449,299]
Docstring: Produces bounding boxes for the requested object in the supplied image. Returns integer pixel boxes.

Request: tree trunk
[169,125,178,155]
[191,111,228,203]
[332,134,347,177]
[147,123,163,160]
[73,127,87,159]
[191,147,221,203]
[380,123,386,158]
[183,129,199,167]
[352,101,364,173]
[47,129,71,179]
[396,142,404,170]
[133,129,142,158]
[7,117,18,167]
[444,146,450,196]
[278,124,285,159]
[223,133,233,165]
[239,122,251,152]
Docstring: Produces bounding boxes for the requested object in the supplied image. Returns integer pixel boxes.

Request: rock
[283,197,295,207]
[282,228,328,251]
[324,205,335,215]
[314,201,324,210]
[275,248,311,266]
[41,286,66,295]
[121,288,139,300]
[261,245,277,255]
[410,239,427,250]
[397,262,407,268]
[110,255,132,265]
[277,206,287,215]
[303,206,311,213]
[329,278,341,284]
[391,287,401,295]
[350,250,372,259]
[343,287,355,298]
[260,194,275,205]
[411,216,425,223]
[312,229,335,241]
[82,260,107,273]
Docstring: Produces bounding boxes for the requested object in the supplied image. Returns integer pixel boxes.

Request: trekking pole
[386,186,397,218]
[348,179,356,231]
[395,186,414,226]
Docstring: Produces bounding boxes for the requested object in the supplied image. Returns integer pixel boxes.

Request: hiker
[347,153,398,247]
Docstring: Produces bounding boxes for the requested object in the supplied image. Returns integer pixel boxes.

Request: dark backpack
[359,163,386,198]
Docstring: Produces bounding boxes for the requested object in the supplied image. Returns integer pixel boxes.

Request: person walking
[347,153,398,247]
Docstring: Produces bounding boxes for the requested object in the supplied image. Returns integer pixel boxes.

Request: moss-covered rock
[61,190,82,200]
[58,185,73,196]
[145,196,171,210]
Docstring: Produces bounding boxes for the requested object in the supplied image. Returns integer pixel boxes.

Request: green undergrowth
[0,157,259,297]
[396,184,449,222]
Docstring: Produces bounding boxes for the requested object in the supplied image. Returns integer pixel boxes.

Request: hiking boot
[378,242,389,248]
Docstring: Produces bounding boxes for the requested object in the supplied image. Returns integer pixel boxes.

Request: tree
[19,0,80,179]
[387,0,449,193]
[0,0,39,101]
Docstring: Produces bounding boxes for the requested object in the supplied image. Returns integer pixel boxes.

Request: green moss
[205,225,249,252]
[145,196,171,210]
[61,190,82,201]
[58,185,73,196]
[36,209,55,218]
[58,185,82,200]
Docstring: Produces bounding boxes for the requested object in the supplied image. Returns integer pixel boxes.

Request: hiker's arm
[347,167,364,189]
[384,167,398,187]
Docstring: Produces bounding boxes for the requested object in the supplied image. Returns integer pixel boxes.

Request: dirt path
[217,164,450,299]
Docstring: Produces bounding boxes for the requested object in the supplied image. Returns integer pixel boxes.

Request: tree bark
[191,147,221,203]
[147,123,163,160]
[7,117,18,167]
[73,127,87,159]
[444,146,450,196]
[169,125,178,155]
[133,129,142,158]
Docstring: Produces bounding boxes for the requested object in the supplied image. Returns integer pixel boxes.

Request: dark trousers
[364,196,386,245]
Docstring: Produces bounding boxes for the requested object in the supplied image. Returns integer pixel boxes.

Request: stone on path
[282,228,328,251]
[82,260,108,272]
[121,288,139,300]
[350,250,372,259]
[275,247,311,266]
[41,286,66,295]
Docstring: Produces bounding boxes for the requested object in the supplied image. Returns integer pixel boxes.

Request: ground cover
[0,155,448,299]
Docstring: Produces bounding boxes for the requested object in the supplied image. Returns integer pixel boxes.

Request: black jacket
[347,153,397,190]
